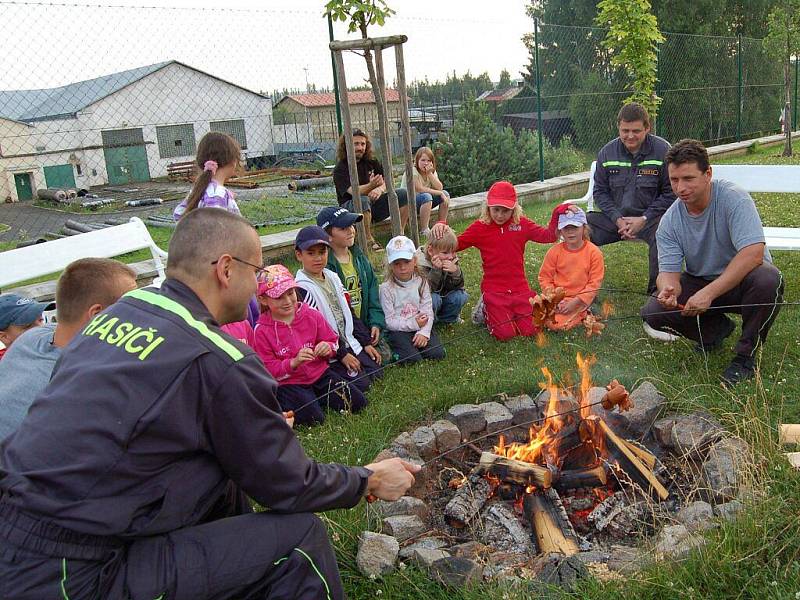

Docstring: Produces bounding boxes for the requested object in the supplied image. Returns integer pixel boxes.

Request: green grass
[302,146,800,599]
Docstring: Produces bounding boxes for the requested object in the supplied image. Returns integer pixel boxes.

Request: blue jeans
[415,191,448,210]
[431,289,468,323]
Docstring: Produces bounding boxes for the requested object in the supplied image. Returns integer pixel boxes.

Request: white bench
[0,217,167,291]
[564,162,800,251]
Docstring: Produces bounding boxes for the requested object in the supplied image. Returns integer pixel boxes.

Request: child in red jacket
[433,181,573,340]
[253,264,367,426]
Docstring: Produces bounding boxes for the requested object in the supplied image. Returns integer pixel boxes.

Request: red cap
[486,181,517,208]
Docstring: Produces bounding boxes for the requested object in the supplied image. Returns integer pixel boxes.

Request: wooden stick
[329,34,408,51]
[596,419,669,501]
[373,48,402,236]
[394,42,419,246]
[478,452,552,488]
[444,475,492,528]
[622,439,657,471]
[523,490,580,556]
[555,464,607,490]
[785,452,800,469]
[779,424,800,445]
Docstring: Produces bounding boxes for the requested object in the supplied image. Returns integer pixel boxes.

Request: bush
[436,100,585,196]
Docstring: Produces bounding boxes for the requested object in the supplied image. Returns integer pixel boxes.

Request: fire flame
[576,352,596,420]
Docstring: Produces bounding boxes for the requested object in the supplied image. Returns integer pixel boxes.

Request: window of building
[156,124,196,159]
[210,119,248,150]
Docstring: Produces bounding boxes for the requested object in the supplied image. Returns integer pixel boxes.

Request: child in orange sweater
[538,207,605,330]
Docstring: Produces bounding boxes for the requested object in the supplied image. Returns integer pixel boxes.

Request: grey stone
[653,417,677,447]
[626,381,665,438]
[483,552,529,579]
[576,550,610,565]
[503,394,539,425]
[356,531,399,578]
[480,401,514,434]
[376,496,429,520]
[606,545,643,574]
[446,404,486,435]
[398,537,448,559]
[714,500,744,522]
[653,524,706,559]
[670,413,723,455]
[381,514,427,543]
[702,437,751,502]
[410,426,437,461]
[532,553,590,591]
[404,456,428,499]
[430,556,483,587]
[676,501,715,531]
[411,547,450,568]
[448,540,489,559]
[431,419,461,452]
[390,432,422,461]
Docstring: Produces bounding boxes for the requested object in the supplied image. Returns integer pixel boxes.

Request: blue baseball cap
[295,225,332,251]
[316,206,363,230]
[0,294,51,330]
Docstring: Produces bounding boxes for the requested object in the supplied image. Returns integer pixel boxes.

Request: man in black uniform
[333,128,409,250]
[0,209,418,600]
[589,102,676,293]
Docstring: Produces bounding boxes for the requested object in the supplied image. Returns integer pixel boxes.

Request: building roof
[0,60,267,122]
[477,86,524,103]
[277,89,402,109]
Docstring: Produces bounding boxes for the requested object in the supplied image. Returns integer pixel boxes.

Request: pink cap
[257,265,297,298]
[486,181,517,208]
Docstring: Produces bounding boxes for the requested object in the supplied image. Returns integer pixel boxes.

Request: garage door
[101,128,151,185]
[43,164,76,189]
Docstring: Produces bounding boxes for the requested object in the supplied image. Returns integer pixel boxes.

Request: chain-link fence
[0,2,794,241]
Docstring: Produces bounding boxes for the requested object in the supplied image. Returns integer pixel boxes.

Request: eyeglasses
[211,256,267,277]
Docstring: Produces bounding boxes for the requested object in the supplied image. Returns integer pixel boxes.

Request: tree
[498,69,512,88]
[594,0,665,117]
[764,0,800,156]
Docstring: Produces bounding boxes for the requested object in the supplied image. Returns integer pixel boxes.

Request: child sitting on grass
[293,226,382,395]
[538,207,605,330]
[380,236,445,364]
[415,226,468,324]
[253,264,366,426]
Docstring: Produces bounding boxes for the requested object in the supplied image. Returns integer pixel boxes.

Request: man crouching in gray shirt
[0,258,137,440]
[641,139,784,386]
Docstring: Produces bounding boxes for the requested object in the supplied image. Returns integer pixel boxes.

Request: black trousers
[587,211,662,293]
[277,367,368,426]
[386,329,445,363]
[0,486,343,600]
[640,263,784,358]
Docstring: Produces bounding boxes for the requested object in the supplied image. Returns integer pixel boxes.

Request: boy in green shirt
[317,206,390,360]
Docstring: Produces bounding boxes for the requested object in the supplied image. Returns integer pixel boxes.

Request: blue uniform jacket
[0,279,370,540]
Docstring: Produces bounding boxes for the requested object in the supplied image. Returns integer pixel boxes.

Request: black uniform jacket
[0,279,370,540]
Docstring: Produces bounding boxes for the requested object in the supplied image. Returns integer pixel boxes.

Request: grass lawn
[298,144,800,599]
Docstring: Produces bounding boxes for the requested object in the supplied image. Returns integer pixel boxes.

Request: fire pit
[356,356,752,590]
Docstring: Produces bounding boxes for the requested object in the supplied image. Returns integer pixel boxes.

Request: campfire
[444,354,668,558]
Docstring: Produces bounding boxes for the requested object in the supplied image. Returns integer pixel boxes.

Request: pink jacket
[253,303,339,386]
[221,320,255,347]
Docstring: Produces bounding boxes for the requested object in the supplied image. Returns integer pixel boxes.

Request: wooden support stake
[373,48,402,236]
[332,50,369,251]
[478,452,552,488]
[779,424,800,445]
[523,490,580,556]
[394,42,418,246]
[596,419,669,501]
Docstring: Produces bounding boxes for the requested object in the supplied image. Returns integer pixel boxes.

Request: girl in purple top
[173,131,242,220]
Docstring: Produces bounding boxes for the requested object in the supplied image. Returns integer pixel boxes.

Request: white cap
[558,207,587,230]
[386,235,416,263]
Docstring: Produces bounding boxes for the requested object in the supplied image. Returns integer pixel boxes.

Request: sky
[0,0,533,94]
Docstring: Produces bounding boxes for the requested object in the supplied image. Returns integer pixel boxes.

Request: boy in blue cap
[0,294,50,361]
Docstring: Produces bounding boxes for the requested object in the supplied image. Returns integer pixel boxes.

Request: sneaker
[720,355,755,386]
[471,294,485,325]
[695,317,736,353]
[643,321,679,342]
[420,228,431,239]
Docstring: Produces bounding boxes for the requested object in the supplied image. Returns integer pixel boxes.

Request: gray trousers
[640,263,784,358]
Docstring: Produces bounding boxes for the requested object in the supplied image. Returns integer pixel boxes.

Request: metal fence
[0,2,794,231]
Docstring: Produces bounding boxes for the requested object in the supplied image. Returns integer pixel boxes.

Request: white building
[0,61,274,202]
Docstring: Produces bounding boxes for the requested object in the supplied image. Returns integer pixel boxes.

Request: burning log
[523,489,580,556]
[596,419,668,501]
[444,474,492,528]
[554,465,607,490]
[478,452,553,489]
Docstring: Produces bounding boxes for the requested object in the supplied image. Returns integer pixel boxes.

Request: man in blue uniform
[0,208,418,599]
[589,102,676,293]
